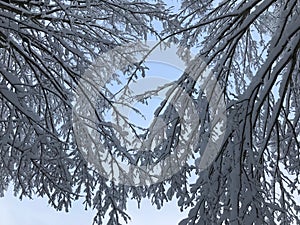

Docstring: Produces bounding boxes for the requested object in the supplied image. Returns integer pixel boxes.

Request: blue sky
[0,186,188,225]
[0,1,190,224]
[0,41,190,225]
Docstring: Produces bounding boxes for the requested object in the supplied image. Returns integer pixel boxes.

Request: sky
[0,39,190,225]
[0,1,188,224]
[0,186,188,225]
[2,1,299,224]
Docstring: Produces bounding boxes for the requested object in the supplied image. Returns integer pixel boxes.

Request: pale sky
[0,42,189,225]
[0,186,187,225]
